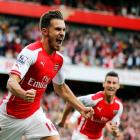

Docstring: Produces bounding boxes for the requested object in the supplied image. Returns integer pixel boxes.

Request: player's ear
[41,28,48,36]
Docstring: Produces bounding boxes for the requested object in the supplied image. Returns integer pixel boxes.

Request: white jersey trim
[52,52,65,85]
[111,100,123,126]
[10,47,42,79]
[78,93,103,107]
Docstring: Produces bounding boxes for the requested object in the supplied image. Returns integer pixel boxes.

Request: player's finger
[25,97,35,102]
[87,107,94,118]
[28,89,36,95]
[30,89,36,93]
[24,90,36,102]
[26,90,36,98]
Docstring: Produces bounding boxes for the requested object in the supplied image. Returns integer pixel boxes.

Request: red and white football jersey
[0,41,65,119]
[70,91,123,139]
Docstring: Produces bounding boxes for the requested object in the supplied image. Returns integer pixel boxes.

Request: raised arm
[53,83,93,119]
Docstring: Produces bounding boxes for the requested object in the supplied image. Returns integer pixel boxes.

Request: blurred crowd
[6,0,140,17]
[0,91,140,140]
[0,16,140,70]
[63,26,140,70]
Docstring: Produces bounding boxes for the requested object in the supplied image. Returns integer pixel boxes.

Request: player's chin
[55,45,61,51]
[107,91,115,95]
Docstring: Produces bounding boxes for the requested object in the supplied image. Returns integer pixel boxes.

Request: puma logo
[97,107,102,112]
[41,61,45,67]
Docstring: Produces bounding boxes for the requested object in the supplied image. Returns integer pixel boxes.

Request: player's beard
[48,37,62,52]
[48,39,59,52]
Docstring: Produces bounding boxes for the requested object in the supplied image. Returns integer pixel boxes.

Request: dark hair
[39,10,63,29]
[105,71,119,81]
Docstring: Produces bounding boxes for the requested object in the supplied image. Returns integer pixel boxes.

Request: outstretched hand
[80,107,94,119]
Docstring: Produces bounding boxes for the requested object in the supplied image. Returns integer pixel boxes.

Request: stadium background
[0,0,140,139]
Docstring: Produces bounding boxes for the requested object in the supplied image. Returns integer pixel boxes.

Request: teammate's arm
[106,102,123,139]
[57,102,73,127]
[105,122,123,140]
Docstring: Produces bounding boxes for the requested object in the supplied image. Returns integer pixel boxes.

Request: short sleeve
[10,48,35,79]
[111,102,123,127]
[52,64,65,85]
[77,94,96,107]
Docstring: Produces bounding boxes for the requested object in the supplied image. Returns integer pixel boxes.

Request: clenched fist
[23,89,36,102]
[80,107,94,119]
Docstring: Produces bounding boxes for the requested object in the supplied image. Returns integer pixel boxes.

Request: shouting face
[45,19,66,52]
[103,76,120,97]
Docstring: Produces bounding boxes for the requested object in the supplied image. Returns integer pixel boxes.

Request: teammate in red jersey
[0,10,93,140]
[59,71,123,140]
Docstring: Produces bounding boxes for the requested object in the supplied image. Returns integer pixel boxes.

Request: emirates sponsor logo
[101,116,108,122]
[91,116,108,124]
[28,76,50,88]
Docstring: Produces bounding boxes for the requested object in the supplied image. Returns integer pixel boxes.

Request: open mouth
[56,38,63,45]
[108,89,114,91]
[107,88,115,92]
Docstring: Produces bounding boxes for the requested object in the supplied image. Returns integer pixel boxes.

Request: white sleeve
[111,101,123,127]
[69,111,81,124]
[10,48,36,79]
[52,63,65,85]
[77,94,96,107]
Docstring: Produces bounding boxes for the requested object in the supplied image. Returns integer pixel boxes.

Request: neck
[104,94,114,104]
[41,38,54,55]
